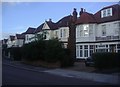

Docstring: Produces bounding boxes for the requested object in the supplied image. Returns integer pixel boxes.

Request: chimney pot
[79,8,84,17]
[49,18,52,22]
[84,9,86,12]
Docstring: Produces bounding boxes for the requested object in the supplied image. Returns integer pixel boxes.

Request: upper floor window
[114,22,120,35]
[101,8,112,18]
[107,8,111,16]
[60,29,67,38]
[63,29,66,38]
[26,35,28,41]
[60,29,62,38]
[55,31,58,37]
[76,25,89,37]
[80,25,83,37]
[89,24,93,36]
[103,10,106,17]
[83,25,89,37]
[102,25,106,36]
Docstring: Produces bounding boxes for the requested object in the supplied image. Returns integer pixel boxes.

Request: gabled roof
[34,23,44,33]
[57,15,71,27]
[10,35,15,41]
[46,21,58,30]
[4,39,8,43]
[2,39,8,44]
[94,4,120,23]
[76,12,97,25]
[16,33,25,39]
[25,27,36,34]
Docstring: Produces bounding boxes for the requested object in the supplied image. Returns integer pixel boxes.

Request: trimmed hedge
[92,52,120,69]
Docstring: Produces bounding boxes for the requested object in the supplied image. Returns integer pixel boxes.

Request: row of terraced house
[2,4,120,59]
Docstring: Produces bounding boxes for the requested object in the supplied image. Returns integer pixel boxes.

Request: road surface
[2,61,109,85]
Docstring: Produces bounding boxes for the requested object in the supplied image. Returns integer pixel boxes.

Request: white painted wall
[7,39,15,48]
[25,34,35,44]
[14,39,24,47]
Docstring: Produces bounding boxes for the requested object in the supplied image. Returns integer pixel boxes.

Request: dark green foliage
[44,39,65,63]
[92,52,120,69]
[2,44,8,57]
[9,47,22,61]
[21,40,45,61]
[21,38,74,67]
[60,49,74,67]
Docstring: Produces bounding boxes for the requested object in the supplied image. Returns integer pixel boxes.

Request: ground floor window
[84,45,88,57]
[90,45,94,56]
[109,44,116,52]
[76,45,88,58]
[80,46,83,57]
[76,46,79,57]
[117,44,120,53]
[84,50,88,57]
[76,43,120,59]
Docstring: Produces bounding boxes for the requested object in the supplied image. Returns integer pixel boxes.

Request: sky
[2,1,119,39]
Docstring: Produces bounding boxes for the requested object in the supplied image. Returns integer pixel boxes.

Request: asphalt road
[2,62,108,85]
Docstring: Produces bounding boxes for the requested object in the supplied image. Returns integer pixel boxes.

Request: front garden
[3,38,74,68]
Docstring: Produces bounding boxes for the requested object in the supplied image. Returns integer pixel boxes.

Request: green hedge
[21,40,45,61]
[60,49,74,67]
[92,52,120,69]
[43,39,65,63]
[9,47,22,61]
[21,39,74,67]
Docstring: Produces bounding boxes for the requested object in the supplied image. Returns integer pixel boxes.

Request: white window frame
[60,29,62,38]
[102,25,106,36]
[84,45,88,57]
[101,8,112,18]
[83,25,89,37]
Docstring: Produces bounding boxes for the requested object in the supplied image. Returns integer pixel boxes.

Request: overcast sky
[2,2,118,39]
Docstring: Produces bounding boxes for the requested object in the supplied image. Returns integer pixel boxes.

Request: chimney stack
[84,9,86,12]
[49,18,52,22]
[79,8,84,17]
[72,8,78,22]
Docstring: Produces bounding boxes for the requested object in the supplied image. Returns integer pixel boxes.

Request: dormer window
[101,8,112,18]
[107,8,111,16]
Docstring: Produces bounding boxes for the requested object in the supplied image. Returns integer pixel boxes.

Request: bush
[92,52,120,69]
[60,49,74,67]
[21,39,74,67]
[44,39,65,63]
[21,40,45,61]
[9,47,22,61]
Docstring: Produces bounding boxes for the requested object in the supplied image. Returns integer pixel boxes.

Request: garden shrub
[21,39,74,67]
[9,47,22,61]
[21,40,45,61]
[60,49,74,67]
[44,39,65,63]
[92,52,120,69]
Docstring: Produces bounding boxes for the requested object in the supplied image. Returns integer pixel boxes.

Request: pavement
[2,58,120,85]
